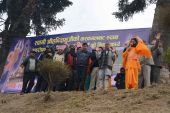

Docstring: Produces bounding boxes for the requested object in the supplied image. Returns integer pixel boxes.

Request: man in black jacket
[21,51,38,94]
[89,47,103,91]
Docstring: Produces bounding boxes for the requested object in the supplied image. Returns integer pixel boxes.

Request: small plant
[164,48,170,65]
[38,59,71,101]
[163,47,170,70]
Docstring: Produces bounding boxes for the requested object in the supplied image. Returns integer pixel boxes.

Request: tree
[113,0,170,49]
[0,0,72,71]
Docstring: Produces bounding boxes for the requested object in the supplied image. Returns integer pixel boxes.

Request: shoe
[20,92,24,95]
[103,90,108,94]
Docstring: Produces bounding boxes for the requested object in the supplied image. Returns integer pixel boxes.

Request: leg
[133,68,139,89]
[143,65,151,87]
[126,68,138,89]
[155,67,161,83]
[98,69,104,90]
[76,67,82,91]
[150,66,154,84]
[80,67,87,91]
[21,73,29,93]
[35,75,42,92]
[26,73,35,93]
[138,65,144,88]
[94,68,99,90]
[152,66,160,84]
[40,76,48,92]
[104,68,112,91]
[89,67,98,90]
[73,70,79,90]
[104,75,109,91]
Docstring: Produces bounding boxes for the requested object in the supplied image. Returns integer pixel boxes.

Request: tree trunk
[151,0,170,50]
[0,32,11,76]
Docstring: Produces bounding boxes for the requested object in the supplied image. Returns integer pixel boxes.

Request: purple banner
[0,28,151,93]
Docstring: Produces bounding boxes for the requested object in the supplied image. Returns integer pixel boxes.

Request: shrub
[38,59,71,101]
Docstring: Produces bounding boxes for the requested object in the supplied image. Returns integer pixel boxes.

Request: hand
[156,33,161,40]
[20,64,24,68]
[135,35,142,42]
[48,53,53,56]
[112,48,116,52]
[64,42,69,46]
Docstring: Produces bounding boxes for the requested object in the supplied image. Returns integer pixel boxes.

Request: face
[58,49,63,54]
[96,47,102,54]
[46,48,51,53]
[30,52,35,57]
[151,40,156,45]
[82,44,88,51]
[120,68,125,73]
[130,39,137,47]
[105,43,110,50]
[98,47,102,52]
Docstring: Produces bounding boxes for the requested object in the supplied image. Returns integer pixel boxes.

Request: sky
[0,0,156,36]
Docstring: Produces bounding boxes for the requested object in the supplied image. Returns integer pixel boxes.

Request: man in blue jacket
[76,43,91,91]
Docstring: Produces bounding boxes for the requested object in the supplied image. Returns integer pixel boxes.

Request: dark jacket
[91,50,100,69]
[76,50,91,67]
[114,73,125,89]
[151,39,163,67]
[99,50,115,70]
[22,56,38,73]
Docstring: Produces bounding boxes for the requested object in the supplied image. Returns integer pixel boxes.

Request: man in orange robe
[123,36,152,89]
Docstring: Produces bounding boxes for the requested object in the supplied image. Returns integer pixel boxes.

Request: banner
[0,28,151,93]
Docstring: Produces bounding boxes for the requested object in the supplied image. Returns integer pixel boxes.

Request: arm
[22,57,29,67]
[157,47,163,55]
[114,74,119,81]
[135,35,143,43]
[151,39,160,52]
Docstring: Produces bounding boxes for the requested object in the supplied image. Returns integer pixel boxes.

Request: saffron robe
[123,41,152,89]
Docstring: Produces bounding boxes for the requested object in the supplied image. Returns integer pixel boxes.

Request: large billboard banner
[0,28,151,93]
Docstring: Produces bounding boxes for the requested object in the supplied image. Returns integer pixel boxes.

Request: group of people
[20,33,164,94]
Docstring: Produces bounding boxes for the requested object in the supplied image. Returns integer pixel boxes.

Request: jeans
[76,66,88,91]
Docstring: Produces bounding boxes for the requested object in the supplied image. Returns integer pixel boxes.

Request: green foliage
[113,0,157,21]
[0,0,72,69]
[0,0,72,36]
[164,48,170,64]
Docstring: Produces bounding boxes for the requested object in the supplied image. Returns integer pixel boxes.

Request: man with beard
[123,36,152,89]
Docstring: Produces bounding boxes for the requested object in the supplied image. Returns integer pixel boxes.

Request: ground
[0,83,170,113]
